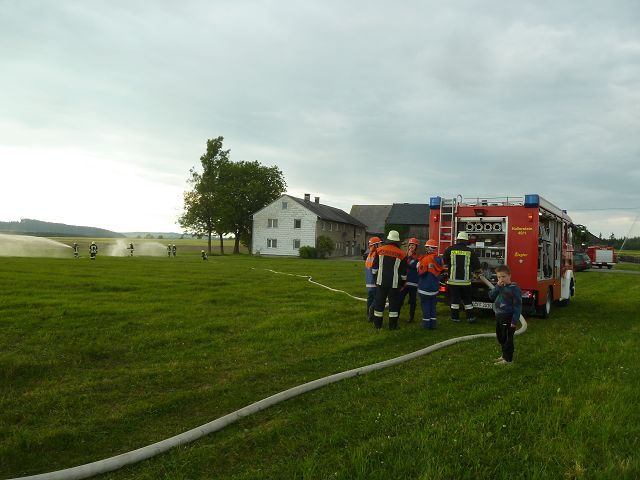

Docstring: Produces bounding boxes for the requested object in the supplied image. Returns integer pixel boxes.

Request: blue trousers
[420,294,438,320]
[366,288,376,320]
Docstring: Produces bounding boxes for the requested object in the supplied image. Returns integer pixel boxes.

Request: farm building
[386,203,430,241]
[252,194,367,257]
[349,205,392,238]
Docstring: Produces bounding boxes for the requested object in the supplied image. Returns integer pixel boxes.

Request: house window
[268,218,278,228]
[294,219,301,229]
[293,239,301,249]
[267,238,278,248]
[282,201,287,210]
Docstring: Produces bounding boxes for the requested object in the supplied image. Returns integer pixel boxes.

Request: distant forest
[592,236,640,251]
[0,219,124,238]
[575,227,640,250]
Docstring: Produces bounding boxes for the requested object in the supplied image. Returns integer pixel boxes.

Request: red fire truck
[586,245,616,269]
[429,194,575,318]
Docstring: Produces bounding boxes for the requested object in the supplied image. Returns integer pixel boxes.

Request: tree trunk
[234,231,240,254]
[207,230,212,255]
[219,234,224,255]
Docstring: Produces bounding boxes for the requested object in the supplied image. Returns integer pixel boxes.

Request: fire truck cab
[429,194,575,318]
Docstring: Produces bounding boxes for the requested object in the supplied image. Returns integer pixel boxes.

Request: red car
[574,252,591,271]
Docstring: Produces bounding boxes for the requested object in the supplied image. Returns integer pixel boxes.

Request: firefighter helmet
[456,232,469,241]
[425,239,438,248]
[407,237,419,246]
[387,230,401,242]
[368,236,382,246]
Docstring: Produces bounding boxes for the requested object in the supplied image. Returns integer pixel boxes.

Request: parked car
[574,252,591,271]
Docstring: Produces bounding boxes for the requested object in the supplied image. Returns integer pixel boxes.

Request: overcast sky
[1,0,639,237]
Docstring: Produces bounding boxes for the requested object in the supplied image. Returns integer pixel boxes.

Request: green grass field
[616,250,640,271]
[1,253,638,479]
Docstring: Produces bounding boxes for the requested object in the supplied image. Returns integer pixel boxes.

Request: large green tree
[179,137,230,255]
[217,160,286,253]
[179,137,286,255]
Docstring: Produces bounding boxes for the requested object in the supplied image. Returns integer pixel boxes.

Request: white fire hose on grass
[10,271,526,480]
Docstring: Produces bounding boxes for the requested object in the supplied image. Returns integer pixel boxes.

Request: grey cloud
[0,0,638,234]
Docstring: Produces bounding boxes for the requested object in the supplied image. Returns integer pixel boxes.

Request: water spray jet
[0,234,71,258]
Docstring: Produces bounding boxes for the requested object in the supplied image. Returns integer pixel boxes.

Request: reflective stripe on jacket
[372,244,407,288]
[443,242,480,286]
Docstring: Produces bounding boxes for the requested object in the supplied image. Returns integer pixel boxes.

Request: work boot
[373,316,383,330]
[467,316,477,324]
[421,319,431,329]
[389,317,399,330]
[430,319,437,330]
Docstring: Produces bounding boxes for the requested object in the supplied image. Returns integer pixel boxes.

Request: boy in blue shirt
[486,264,522,364]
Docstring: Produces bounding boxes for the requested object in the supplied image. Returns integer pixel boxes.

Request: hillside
[0,218,125,238]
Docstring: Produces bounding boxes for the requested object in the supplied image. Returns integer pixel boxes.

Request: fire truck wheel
[537,288,553,318]
[559,279,574,307]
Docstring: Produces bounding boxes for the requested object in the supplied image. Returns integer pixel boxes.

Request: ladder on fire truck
[437,196,459,253]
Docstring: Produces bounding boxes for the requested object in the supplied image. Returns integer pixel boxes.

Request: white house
[252,193,367,257]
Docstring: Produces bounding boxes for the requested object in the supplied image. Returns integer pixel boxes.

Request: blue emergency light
[429,196,441,209]
[524,194,540,207]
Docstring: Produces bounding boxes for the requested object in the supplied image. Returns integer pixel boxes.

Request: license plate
[472,301,493,309]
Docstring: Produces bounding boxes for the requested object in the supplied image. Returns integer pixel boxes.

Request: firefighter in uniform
[417,239,444,329]
[89,241,98,260]
[363,236,382,322]
[201,249,208,260]
[399,237,420,323]
[371,230,407,330]
[172,244,177,257]
[72,242,79,259]
[443,231,481,323]
[167,244,172,257]
[128,242,134,257]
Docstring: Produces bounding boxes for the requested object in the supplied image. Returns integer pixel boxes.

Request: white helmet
[456,231,469,241]
[386,230,401,242]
